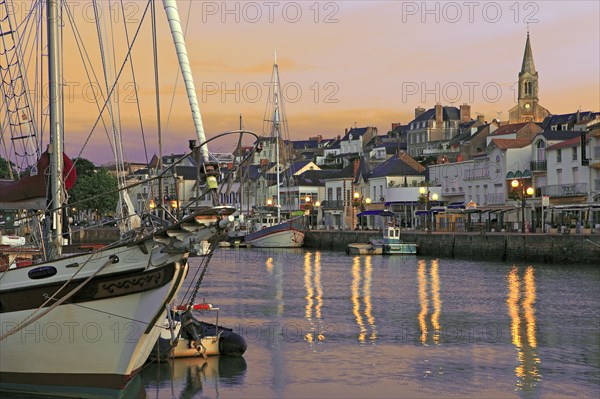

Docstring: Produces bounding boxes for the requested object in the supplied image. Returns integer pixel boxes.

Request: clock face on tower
[524,103,531,109]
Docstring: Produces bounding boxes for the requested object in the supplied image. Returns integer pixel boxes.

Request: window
[557,169,563,185]
[573,167,579,184]
[536,140,546,161]
[572,147,577,161]
[327,187,333,202]
[557,149,562,163]
[336,187,342,201]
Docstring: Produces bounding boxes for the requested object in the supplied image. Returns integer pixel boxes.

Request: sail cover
[0,152,77,210]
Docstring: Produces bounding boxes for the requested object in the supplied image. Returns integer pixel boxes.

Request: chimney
[353,158,360,178]
[391,122,402,131]
[415,107,426,119]
[477,114,485,124]
[460,103,471,123]
[435,103,443,126]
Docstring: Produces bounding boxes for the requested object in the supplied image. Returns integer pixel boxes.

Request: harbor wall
[304,230,600,264]
[70,227,600,264]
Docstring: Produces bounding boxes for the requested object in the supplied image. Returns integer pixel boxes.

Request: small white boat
[346,243,383,255]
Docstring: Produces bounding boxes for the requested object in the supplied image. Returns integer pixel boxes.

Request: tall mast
[48,0,63,258]
[162,0,208,162]
[273,58,281,223]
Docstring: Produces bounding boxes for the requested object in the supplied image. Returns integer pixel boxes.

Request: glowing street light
[352,192,371,228]
[419,186,439,231]
[511,179,534,233]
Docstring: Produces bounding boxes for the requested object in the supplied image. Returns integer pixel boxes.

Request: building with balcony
[321,163,355,229]
[545,134,590,205]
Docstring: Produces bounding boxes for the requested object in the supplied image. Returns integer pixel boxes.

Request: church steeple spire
[508,31,550,123]
[521,31,536,74]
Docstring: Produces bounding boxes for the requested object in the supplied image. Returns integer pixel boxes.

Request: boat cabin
[383,226,401,243]
[252,214,279,231]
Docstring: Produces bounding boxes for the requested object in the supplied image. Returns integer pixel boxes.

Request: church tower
[508,32,550,123]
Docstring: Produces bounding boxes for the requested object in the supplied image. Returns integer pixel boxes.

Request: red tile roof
[546,136,583,151]
[490,138,531,149]
[489,122,530,136]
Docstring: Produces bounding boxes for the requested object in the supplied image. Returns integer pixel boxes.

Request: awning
[415,209,444,216]
[357,210,396,217]
[384,201,420,206]
[550,203,600,209]
[447,202,465,209]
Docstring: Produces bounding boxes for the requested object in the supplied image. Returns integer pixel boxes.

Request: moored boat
[150,304,247,361]
[0,0,238,395]
[244,214,304,248]
[346,242,383,255]
[371,225,418,255]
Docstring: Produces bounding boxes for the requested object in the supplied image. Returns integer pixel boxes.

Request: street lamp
[511,179,534,233]
[419,186,439,231]
[352,192,371,229]
[266,198,273,206]
[305,196,312,209]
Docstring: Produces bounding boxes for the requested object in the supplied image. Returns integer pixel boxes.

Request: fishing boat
[0,0,237,395]
[243,55,305,248]
[370,224,418,255]
[347,211,418,255]
[244,206,304,248]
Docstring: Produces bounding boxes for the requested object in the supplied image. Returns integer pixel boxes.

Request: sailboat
[0,0,235,395]
[243,55,305,248]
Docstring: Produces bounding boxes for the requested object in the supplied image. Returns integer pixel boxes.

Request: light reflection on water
[507,266,541,396]
[140,248,599,399]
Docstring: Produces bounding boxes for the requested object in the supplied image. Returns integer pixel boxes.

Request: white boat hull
[0,243,188,391]
[0,209,235,394]
[245,229,304,248]
[347,243,383,255]
[244,217,305,248]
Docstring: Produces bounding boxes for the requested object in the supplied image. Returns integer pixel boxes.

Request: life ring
[262,226,267,230]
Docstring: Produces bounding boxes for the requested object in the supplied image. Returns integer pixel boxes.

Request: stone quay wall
[304,230,600,264]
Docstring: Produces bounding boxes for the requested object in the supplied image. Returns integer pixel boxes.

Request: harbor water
[140,248,599,399]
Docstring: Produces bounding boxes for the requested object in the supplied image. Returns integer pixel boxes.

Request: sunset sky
[6,0,600,165]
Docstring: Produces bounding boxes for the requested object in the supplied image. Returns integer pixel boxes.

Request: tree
[69,169,118,215]
[73,157,95,177]
[0,157,16,179]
